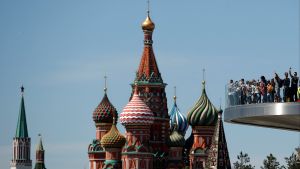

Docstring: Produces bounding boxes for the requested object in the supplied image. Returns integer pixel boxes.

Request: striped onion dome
[169,97,188,134]
[101,120,126,148]
[187,81,219,126]
[167,128,185,147]
[120,86,154,125]
[93,91,117,124]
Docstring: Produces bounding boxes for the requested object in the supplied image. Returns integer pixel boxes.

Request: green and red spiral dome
[187,81,219,126]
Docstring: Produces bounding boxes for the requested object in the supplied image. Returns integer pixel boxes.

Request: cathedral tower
[186,81,219,169]
[132,10,169,168]
[101,118,126,169]
[120,85,154,169]
[167,90,188,168]
[88,77,117,169]
[205,109,231,169]
[11,86,32,169]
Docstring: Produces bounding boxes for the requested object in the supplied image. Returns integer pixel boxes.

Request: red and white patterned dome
[120,87,154,126]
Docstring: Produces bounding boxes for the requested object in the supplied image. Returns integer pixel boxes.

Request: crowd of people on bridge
[227,68,299,106]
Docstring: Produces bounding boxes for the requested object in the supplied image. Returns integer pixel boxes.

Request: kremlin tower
[11,86,32,169]
[34,135,46,169]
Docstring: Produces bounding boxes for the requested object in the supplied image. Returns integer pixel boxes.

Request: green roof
[34,162,46,169]
[15,95,29,138]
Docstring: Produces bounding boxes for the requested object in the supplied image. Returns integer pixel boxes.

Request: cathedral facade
[88,12,231,169]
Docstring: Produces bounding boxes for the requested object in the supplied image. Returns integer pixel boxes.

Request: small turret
[34,134,46,169]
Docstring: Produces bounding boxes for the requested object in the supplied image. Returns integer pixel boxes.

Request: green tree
[261,153,284,169]
[233,151,255,169]
[284,153,298,169]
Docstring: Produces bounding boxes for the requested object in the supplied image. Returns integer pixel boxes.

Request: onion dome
[169,94,188,134]
[120,85,154,125]
[142,13,155,31]
[187,81,219,126]
[88,139,103,153]
[93,88,117,124]
[101,119,126,148]
[167,127,185,147]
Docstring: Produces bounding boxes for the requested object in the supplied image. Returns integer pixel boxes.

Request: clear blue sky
[0,0,299,168]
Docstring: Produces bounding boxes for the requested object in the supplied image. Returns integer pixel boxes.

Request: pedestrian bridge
[224,102,300,131]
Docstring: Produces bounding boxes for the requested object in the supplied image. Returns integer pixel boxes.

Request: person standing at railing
[249,80,256,103]
[274,73,282,102]
[234,81,241,105]
[227,80,235,106]
[282,72,291,102]
[267,80,275,103]
[260,76,267,103]
[289,67,299,102]
[297,83,300,102]
[255,82,261,103]
[240,79,246,104]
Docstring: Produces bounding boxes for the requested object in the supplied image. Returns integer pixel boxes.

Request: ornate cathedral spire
[205,109,231,169]
[11,86,32,169]
[128,3,170,167]
[136,9,162,83]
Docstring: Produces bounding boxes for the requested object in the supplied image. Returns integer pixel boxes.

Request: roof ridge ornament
[173,86,177,103]
[202,68,206,89]
[104,75,107,93]
[21,85,24,95]
[147,0,150,15]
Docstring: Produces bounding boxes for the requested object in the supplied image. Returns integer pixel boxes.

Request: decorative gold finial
[173,86,177,102]
[202,68,206,82]
[142,0,155,31]
[104,75,107,93]
[202,69,206,88]
[147,0,150,14]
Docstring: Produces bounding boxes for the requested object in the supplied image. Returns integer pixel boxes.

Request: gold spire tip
[104,75,107,93]
[173,86,177,102]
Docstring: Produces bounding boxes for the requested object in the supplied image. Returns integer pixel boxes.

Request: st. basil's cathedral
[87,11,231,169]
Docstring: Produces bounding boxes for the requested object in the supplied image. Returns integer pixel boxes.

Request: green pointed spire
[15,86,29,138]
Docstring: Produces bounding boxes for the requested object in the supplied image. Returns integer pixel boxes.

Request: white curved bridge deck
[224,102,300,131]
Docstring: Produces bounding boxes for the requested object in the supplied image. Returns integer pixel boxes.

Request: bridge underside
[224,103,300,131]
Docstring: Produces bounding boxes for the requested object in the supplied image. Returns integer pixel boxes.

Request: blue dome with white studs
[169,96,188,135]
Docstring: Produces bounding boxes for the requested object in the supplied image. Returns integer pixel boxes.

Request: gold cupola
[141,12,155,31]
